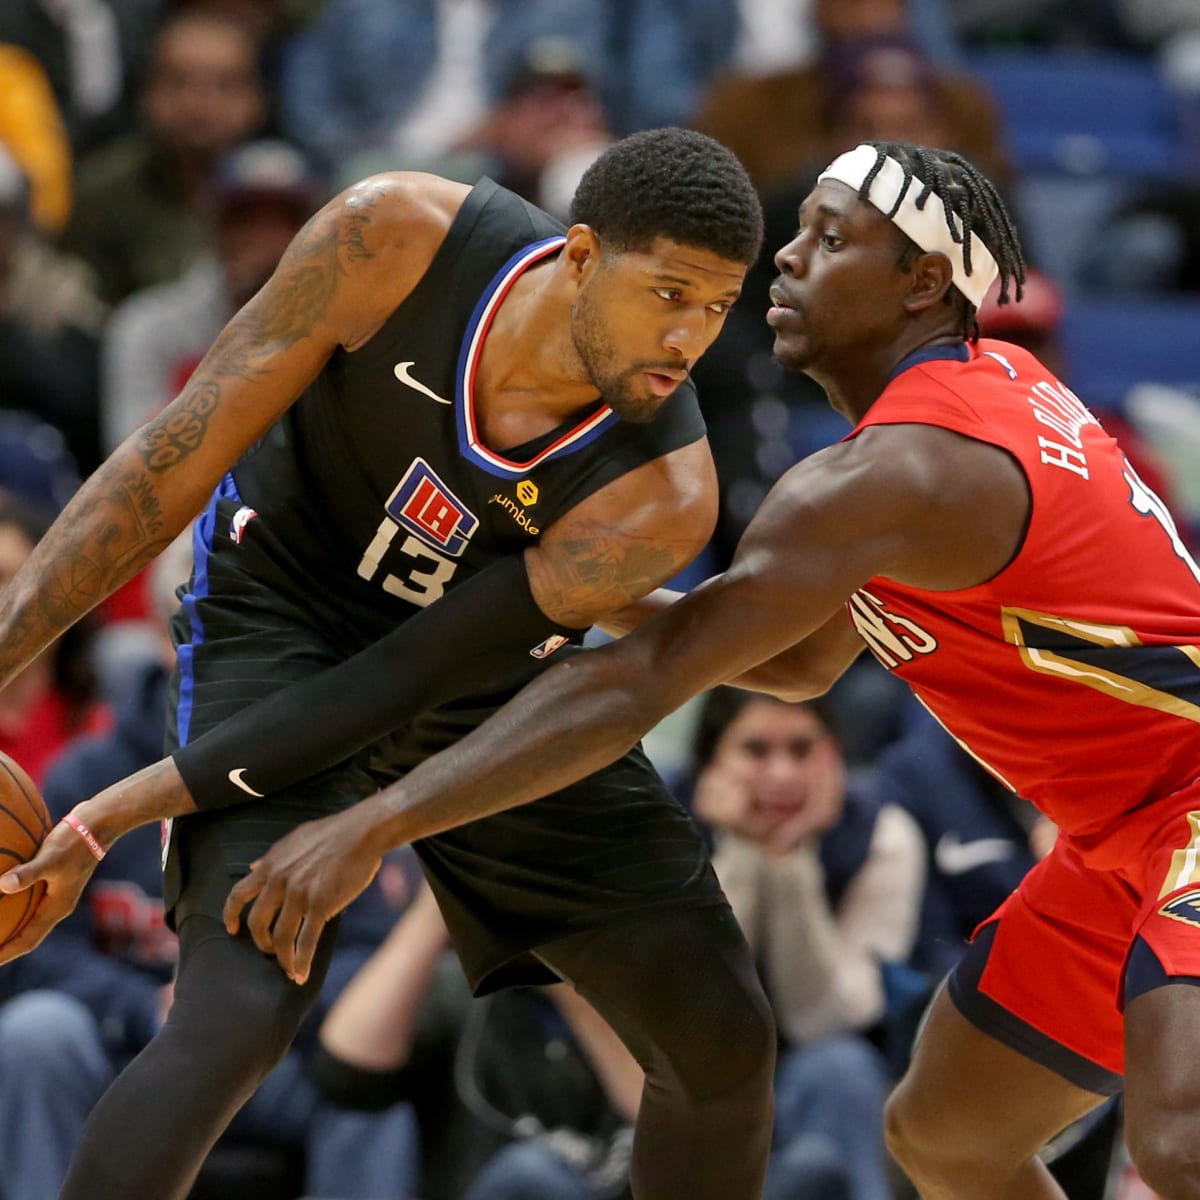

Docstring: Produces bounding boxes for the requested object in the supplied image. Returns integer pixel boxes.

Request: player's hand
[760,754,846,857]
[693,763,781,844]
[224,807,384,985]
[0,820,102,964]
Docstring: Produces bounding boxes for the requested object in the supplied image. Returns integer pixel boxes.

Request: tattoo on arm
[529,523,686,626]
[0,194,384,685]
[136,383,220,472]
[39,459,171,620]
[0,453,174,683]
[342,198,376,263]
[167,194,378,404]
[132,193,379,474]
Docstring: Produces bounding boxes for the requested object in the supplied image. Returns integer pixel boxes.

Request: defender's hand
[0,820,103,964]
[224,807,384,985]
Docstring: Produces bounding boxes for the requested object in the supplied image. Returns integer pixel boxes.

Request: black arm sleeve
[170,553,579,810]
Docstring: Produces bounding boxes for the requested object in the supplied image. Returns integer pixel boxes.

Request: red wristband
[61,813,107,861]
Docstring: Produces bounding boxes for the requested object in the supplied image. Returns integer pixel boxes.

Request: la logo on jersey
[386,458,478,557]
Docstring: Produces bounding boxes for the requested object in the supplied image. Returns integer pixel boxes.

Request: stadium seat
[969,49,1181,177]
[1060,297,1200,411]
[1013,173,1139,294]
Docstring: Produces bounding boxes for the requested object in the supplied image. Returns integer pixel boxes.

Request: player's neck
[815,329,964,425]
[473,261,603,444]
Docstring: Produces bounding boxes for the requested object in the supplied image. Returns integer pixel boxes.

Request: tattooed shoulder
[341,186,377,263]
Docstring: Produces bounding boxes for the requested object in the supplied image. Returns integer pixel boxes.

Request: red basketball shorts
[964,789,1200,1078]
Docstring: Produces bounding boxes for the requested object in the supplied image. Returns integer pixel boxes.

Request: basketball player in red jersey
[10,141,1200,1197]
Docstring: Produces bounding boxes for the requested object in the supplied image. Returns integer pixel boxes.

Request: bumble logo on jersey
[516,479,539,506]
[1160,889,1200,928]
[489,491,540,535]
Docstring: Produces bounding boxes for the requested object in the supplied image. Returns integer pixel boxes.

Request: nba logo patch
[230,505,258,544]
[385,458,478,557]
[530,634,569,659]
[1160,888,1200,927]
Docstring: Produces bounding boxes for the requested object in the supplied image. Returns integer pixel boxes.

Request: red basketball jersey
[847,340,1200,868]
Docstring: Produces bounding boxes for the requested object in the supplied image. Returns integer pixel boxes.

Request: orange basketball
[0,752,50,945]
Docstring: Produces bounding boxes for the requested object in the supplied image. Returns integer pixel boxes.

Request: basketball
[0,751,50,945]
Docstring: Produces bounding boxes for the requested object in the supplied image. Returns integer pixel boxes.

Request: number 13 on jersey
[356,458,478,605]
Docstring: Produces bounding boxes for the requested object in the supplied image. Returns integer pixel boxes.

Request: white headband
[817,144,999,308]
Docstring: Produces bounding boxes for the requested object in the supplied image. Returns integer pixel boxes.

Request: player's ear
[563,224,602,282]
[904,250,955,314]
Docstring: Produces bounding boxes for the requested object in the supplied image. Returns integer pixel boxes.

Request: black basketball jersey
[230,177,706,631]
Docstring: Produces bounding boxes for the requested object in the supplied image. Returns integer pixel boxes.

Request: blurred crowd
[0,0,1199,1197]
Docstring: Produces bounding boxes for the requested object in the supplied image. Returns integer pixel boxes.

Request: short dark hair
[690,686,841,774]
[569,128,763,265]
[862,142,1026,340]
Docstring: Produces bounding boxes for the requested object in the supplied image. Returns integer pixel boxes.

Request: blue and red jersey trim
[455,236,619,479]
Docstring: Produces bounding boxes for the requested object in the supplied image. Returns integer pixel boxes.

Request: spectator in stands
[101,138,323,451]
[688,687,925,1200]
[825,35,953,156]
[310,881,644,1200]
[869,697,1042,991]
[0,40,73,234]
[0,531,418,1200]
[277,0,607,180]
[601,0,740,134]
[0,0,144,155]
[693,0,1003,193]
[162,0,327,142]
[0,494,106,785]
[449,37,613,223]
[0,143,108,471]
[62,7,267,305]
[0,410,81,519]
[1079,185,1200,295]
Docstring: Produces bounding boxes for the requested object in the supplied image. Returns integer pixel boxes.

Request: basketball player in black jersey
[0,129,774,1199]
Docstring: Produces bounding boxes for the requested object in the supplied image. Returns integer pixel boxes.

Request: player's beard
[570,286,662,424]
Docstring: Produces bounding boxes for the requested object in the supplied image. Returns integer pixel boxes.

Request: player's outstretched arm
[221,423,1032,983]
[599,582,864,700]
[220,442,891,980]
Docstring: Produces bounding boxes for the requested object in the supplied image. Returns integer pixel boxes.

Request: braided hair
[860,142,1026,339]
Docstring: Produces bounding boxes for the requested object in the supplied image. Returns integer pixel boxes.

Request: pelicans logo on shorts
[1160,888,1200,928]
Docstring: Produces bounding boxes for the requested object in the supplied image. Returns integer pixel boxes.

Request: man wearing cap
[154,139,1200,1200]
[102,140,323,452]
